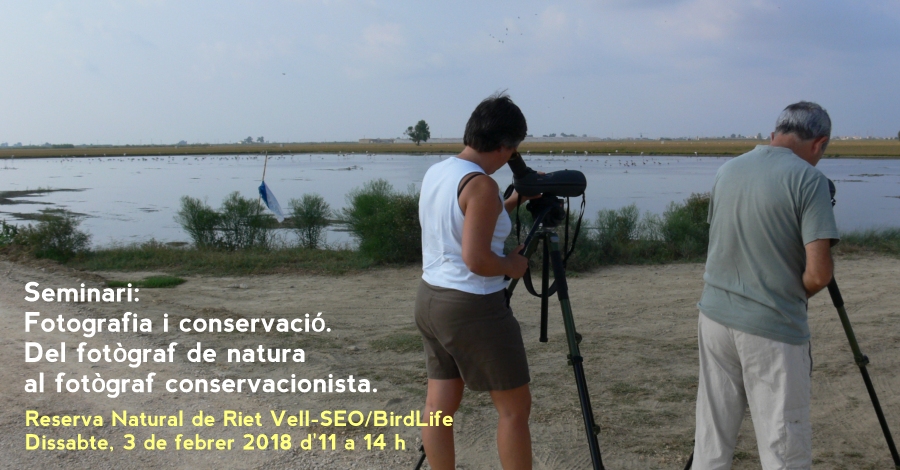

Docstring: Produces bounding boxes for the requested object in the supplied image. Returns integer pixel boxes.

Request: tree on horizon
[405,120,431,145]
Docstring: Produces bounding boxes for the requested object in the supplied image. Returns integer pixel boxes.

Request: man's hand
[803,238,834,298]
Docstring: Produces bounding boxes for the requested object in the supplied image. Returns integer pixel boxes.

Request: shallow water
[0,153,897,247]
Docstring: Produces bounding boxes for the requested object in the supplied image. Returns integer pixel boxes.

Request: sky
[1,0,898,145]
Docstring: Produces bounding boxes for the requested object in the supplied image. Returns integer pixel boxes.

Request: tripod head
[525,194,567,228]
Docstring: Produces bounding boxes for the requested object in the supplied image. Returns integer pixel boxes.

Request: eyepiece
[507,151,535,179]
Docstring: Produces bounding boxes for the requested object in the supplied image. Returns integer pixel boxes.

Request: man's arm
[803,238,834,298]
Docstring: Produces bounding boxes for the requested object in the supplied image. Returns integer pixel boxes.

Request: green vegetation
[11,213,91,262]
[341,179,420,263]
[560,194,710,270]
[0,220,18,246]
[106,275,186,288]
[404,120,431,145]
[834,228,900,257]
[175,192,275,250]
[68,241,372,276]
[174,196,220,248]
[217,192,274,249]
[661,193,711,258]
[4,181,899,276]
[289,194,331,249]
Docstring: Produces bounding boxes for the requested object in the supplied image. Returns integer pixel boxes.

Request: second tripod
[507,202,605,470]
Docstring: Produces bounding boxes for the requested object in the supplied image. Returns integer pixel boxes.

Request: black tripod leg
[683,451,693,470]
[827,278,900,468]
[547,234,605,470]
[540,236,550,343]
[414,444,426,469]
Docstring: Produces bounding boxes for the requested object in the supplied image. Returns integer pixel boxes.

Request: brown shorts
[414,280,530,391]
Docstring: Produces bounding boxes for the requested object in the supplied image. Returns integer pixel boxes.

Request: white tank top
[419,157,512,295]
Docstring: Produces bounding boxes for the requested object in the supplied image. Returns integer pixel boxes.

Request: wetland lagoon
[1,153,898,247]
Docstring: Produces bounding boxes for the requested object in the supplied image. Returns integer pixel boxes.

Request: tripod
[505,202,605,470]
[827,277,900,469]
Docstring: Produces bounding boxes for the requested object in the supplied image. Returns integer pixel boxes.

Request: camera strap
[563,195,586,265]
[503,183,524,244]
[520,194,585,299]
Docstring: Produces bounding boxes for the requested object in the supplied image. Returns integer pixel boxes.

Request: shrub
[16,213,91,262]
[341,179,421,263]
[566,204,668,268]
[595,204,641,258]
[0,219,18,247]
[289,194,331,249]
[661,192,710,259]
[175,192,276,250]
[218,192,274,250]
[175,196,220,248]
[502,199,709,271]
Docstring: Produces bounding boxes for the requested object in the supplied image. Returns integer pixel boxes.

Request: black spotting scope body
[507,152,586,198]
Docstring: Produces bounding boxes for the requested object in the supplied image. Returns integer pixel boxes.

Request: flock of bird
[36,152,715,171]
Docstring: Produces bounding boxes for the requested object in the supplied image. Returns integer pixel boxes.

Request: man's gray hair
[774,101,831,141]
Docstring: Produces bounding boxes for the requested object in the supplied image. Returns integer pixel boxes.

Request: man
[693,101,840,469]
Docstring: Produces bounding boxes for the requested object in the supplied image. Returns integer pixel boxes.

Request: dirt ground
[1,254,898,469]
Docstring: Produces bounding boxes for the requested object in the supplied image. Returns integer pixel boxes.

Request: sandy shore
[1,255,898,469]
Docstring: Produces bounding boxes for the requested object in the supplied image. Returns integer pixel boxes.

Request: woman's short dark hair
[463,93,527,152]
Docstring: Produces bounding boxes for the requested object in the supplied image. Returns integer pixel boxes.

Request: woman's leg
[423,378,465,470]
[490,384,533,469]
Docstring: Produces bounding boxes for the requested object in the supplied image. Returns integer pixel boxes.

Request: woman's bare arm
[459,176,528,279]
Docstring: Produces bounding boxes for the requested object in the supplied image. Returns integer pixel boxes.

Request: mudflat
[2,255,897,469]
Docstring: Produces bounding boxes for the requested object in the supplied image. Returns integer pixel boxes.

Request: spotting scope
[507,152,586,198]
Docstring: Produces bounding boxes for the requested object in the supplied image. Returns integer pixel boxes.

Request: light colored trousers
[693,313,812,470]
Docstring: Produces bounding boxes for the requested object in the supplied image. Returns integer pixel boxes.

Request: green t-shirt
[698,145,840,345]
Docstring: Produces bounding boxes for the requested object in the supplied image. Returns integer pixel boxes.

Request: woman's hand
[503,186,543,214]
[505,243,529,279]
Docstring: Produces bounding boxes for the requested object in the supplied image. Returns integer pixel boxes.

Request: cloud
[357,23,406,61]
[2,0,898,142]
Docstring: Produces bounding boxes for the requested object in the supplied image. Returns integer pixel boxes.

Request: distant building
[359,138,394,144]
[0,142,7,147]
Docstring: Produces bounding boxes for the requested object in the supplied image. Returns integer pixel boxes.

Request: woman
[416,93,534,469]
